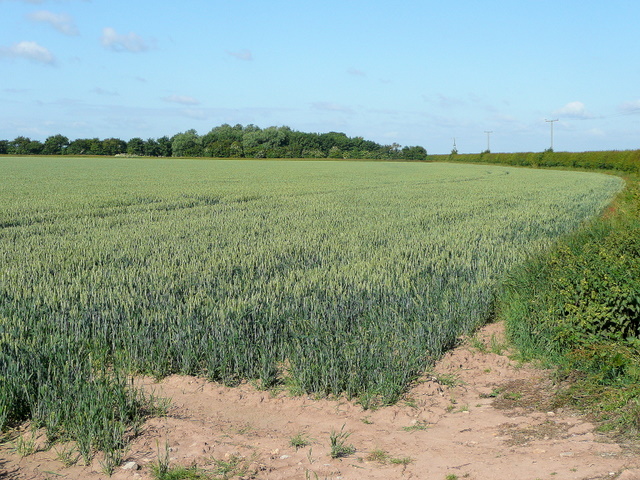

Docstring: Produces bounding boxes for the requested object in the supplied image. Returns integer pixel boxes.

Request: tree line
[0,124,428,160]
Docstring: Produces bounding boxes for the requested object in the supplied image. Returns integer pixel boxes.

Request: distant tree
[7,136,43,155]
[202,124,244,147]
[156,136,172,157]
[229,141,243,157]
[302,148,326,158]
[144,138,160,156]
[171,129,203,157]
[328,146,343,158]
[243,124,261,134]
[42,134,70,155]
[127,137,145,156]
[401,146,427,160]
[67,138,96,155]
[242,126,289,158]
[87,138,104,155]
[204,141,231,158]
[24,139,43,155]
[102,137,127,156]
[8,136,32,154]
[286,140,303,158]
[0,124,429,160]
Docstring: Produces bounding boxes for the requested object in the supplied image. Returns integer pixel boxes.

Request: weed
[329,425,355,459]
[489,334,508,355]
[289,432,311,450]
[152,464,209,480]
[151,440,171,479]
[479,387,503,398]
[366,448,413,466]
[502,391,523,401]
[468,334,488,353]
[234,423,254,435]
[209,454,254,479]
[100,448,124,476]
[11,429,38,457]
[54,443,80,467]
[366,448,390,463]
[402,420,429,432]
[404,398,419,409]
[435,373,460,388]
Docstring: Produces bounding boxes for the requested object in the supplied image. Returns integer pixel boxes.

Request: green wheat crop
[0,157,622,459]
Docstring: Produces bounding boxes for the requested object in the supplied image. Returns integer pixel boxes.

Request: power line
[600,106,640,119]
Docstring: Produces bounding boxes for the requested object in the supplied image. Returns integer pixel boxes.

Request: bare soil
[2,322,640,480]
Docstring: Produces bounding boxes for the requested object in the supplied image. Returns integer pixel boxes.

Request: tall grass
[0,157,622,455]
[497,177,640,432]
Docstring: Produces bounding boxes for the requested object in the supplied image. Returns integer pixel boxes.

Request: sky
[1,0,640,154]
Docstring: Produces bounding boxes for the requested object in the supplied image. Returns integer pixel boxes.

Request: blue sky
[1,0,639,154]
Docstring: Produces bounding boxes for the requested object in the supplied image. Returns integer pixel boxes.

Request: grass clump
[402,420,429,432]
[289,432,311,450]
[366,448,390,463]
[366,448,413,465]
[151,440,255,480]
[390,456,413,465]
[152,464,211,480]
[329,425,355,459]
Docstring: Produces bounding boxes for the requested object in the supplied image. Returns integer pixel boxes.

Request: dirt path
[2,322,639,480]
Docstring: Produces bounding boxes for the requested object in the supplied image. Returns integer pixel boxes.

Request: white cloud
[347,67,365,77]
[423,94,466,109]
[162,95,200,106]
[311,102,354,114]
[586,128,605,137]
[619,99,640,113]
[0,40,55,64]
[3,87,30,93]
[553,101,592,119]
[226,49,253,61]
[101,27,150,53]
[92,87,118,96]
[27,10,78,35]
[180,108,207,120]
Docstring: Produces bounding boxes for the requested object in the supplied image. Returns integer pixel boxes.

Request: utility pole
[484,131,493,153]
[545,119,558,151]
